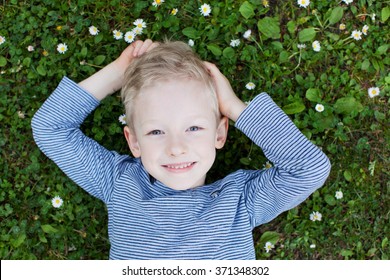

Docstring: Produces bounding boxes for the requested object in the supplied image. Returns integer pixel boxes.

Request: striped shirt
[32,77,331,259]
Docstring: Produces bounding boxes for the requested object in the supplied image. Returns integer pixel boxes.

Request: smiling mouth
[162,162,196,172]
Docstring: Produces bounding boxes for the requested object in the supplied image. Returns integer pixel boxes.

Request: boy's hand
[114,39,157,77]
[79,39,159,101]
[204,62,246,122]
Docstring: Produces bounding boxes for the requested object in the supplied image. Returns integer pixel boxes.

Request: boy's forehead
[138,78,214,103]
[134,79,218,123]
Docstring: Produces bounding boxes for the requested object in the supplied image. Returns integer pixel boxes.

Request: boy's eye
[147,130,163,135]
[187,126,201,132]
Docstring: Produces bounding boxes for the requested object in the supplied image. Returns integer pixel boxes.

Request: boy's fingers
[203,61,214,71]
[121,44,135,59]
[133,39,157,57]
[132,40,144,57]
[203,61,222,79]
[148,42,160,51]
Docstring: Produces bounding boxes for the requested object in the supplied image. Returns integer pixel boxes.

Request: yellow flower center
[56,26,62,31]
[372,90,377,95]
[302,0,306,4]
[156,0,161,4]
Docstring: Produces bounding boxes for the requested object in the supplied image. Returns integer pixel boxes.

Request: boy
[32,40,331,259]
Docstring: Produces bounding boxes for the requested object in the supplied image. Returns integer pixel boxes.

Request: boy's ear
[124,126,141,158]
[215,116,229,149]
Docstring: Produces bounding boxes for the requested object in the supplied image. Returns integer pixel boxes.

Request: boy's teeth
[167,162,193,169]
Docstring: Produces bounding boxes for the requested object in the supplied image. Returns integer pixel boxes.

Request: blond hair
[121,41,218,129]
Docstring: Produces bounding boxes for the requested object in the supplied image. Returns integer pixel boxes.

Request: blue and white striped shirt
[32,77,330,259]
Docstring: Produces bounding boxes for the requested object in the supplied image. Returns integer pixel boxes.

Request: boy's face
[124,78,228,191]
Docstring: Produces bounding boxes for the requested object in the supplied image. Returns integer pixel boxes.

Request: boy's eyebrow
[139,116,213,127]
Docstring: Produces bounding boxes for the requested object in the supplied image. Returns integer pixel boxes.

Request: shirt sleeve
[31,77,126,203]
[235,93,331,228]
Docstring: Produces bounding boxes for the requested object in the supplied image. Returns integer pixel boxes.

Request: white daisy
[312,40,321,52]
[188,39,194,47]
[297,43,306,49]
[52,196,63,208]
[362,25,369,35]
[124,31,136,44]
[310,211,322,222]
[171,8,178,16]
[230,39,240,47]
[57,43,68,54]
[118,114,127,125]
[89,26,99,36]
[17,111,25,119]
[200,3,212,17]
[132,27,143,35]
[133,19,146,29]
[27,45,35,52]
[264,241,275,253]
[339,23,346,31]
[263,161,272,169]
[335,190,343,200]
[245,82,256,90]
[310,244,316,249]
[243,29,252,39]
[113,30,123,40]
[315,104,324,112]
[368,87,380,98]
[0,36,5,45]
[297,0,310,8]
[351,30,362,40]
[152,0,164,7]
[342,0,353,4]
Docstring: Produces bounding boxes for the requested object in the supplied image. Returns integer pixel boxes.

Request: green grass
[0,0,388,259]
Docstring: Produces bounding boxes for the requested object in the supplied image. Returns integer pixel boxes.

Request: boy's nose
[167,137,187,156]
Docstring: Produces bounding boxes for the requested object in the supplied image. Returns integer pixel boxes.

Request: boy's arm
[205,63,331,228]
[31,40,158,202]
[235,94,331,227]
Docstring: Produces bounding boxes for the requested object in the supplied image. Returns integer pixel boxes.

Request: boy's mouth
[162,162,196,172]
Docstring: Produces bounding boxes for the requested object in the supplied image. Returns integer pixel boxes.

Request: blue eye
[148,130,163,135]
[188,126,201,132]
